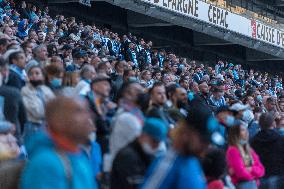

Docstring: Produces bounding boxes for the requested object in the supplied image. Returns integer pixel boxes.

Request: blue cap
[228,63,234,67]
[143,118,168,142]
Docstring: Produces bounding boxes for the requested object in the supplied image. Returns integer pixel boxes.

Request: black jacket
[0,86,27,140]
[6,70,26,90]
[146,104,174,127]
[111,139,153,189]
[250,129,284,177]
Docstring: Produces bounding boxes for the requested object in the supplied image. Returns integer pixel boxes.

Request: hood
[252,129,281,144]
[24,129,54,157]
[18,20,26,32]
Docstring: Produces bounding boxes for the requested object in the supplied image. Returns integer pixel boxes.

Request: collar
[48,129,79,153]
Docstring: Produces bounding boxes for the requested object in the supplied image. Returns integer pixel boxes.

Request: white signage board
[79,0,91,7]
[141,0,284,49]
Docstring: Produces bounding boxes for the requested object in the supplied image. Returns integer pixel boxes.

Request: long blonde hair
[228,124,254,167]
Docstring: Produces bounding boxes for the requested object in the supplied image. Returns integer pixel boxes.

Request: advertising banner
[141,0,284,48]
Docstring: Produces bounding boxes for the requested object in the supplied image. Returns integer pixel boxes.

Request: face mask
[224,115,235,127]
[59,32,64,37]
[88,132,96,143]
[141,142,157,155]
[50,78,62,88]
[256,95,262,102]
[30,80,43,87]
[239,139,247,145]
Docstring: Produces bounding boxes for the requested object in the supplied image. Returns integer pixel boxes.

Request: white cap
[230,103,249,112]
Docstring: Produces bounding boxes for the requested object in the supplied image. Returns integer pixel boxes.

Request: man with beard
[147,82,174,128]
[171,86,189,116]
[196,81,210,106]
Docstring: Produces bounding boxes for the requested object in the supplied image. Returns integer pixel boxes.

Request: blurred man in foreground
[20,96,97,189]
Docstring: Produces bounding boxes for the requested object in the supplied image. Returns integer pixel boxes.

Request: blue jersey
[140,149,206,189]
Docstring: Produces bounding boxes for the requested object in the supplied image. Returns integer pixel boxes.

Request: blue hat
[228,63,234,67]
[143,118,168,142]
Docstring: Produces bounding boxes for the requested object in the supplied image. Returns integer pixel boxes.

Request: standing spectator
[86,74,113,153]
[45,64,64,92]
[147,82,173,128]
[264,97,276,113]
[209,87,226,110]
[0,38,9,56]
[27,44,48,67]
[110,81,144,162]
[111,118,168,189]
[21,65,55,140]
[226,121,265,188]
[251,113,284,186]
[7,50,26,90]
[126,42,138,68]
[75,65,96,96]
[20,96,97,189]
[0,58,26,140]
[276,114,284,136]
[18,1,29,19]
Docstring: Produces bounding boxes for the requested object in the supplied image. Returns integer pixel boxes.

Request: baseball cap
[230,103,249,112]
[143,118,168,142]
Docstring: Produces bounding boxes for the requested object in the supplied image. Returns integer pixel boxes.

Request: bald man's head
[45,96,94,144]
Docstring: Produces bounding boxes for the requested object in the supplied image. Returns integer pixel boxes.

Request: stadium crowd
[0,0,284,189]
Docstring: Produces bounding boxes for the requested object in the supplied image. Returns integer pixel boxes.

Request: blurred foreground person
[140,102,220,189]
[20,96,97,189]
[202,148,227,189]
[111,118,168,189]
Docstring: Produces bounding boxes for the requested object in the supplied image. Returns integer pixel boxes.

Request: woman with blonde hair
[226,121,265,189]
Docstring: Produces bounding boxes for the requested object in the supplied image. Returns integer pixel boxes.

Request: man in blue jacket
[20,96,97,189]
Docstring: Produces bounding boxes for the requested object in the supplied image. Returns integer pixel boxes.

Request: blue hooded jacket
[20,130,97,189]
[17,20,28,39]
[140,149,206,189]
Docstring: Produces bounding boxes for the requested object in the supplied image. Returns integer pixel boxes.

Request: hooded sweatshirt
[20,130,97,189]
[250,129,284,177]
